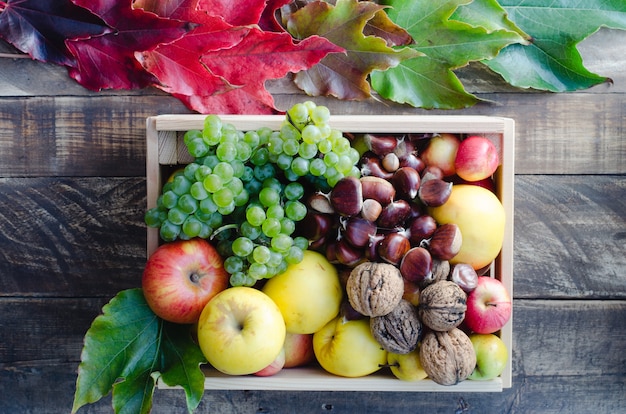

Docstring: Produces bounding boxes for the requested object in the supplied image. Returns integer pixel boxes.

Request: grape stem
[209,223,239,240]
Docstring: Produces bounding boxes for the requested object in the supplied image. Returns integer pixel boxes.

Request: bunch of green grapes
[144,101,360,287]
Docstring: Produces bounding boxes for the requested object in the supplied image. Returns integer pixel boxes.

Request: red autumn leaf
[196,27,344,113]
[259,0,292,32]
[136,16,250,97]
[65,0,190,90]
[196,0,267,26]
[133,0,206,23]
[0,0,111,66]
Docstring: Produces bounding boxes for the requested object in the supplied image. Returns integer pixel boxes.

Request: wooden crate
[146,114,515,392]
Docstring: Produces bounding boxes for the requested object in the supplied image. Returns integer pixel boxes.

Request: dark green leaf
[484,0,626,91]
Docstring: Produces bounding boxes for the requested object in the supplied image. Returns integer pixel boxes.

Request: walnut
[370,300,422,354]
[346,262,404,317]
[420,328,476,385]
[418,280,466,331]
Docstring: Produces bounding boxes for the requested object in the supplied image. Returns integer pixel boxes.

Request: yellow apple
[197,287,286,376]
[387,348,428,381]
[313,316,387,378]
[468,333,508,380]
[430,184,505,270]
[262,250,342,334]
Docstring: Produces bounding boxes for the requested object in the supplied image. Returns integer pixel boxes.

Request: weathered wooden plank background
[1,26,625,413]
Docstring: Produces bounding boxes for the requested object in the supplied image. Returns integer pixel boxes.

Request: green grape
[285,245,304,264]
[194,165,212,182]
[282,138,300,156]
[301,124,322,144]
[249,262,268,280]
[336,154,354,174]
[177,193,198,214]
[240,221,262,240]
[280,217,295,235]
[206,211,223,229]
[216,141,237,162]
[348,147,361,164]
[203,115,222,144]
[290,157,310,176]
[199,196,218,214]
[299,141,318,159]
[184,129,203,145]
[333,136,351,155]
[276,153,293,171]
[183,163,200,181]
[217,201,236,215]
[232,236,254,257]
[309,158,327,176]
[257,127,273,142]
[259,187,280,207]
[329,128,343,142]
[240,165,254,182]
[266,204,285,220]
[250,147,270,166]
[224,255,244,274]
[287,102,309,125]
[262,177,283,192]
[198,223,213,239]
[275,260,289,276]
[262,217,282,238]
[202,154,220,169]
[161,190,179,209]
[187,138,209,158]
[246,205,266,227]
[283,182,304,201]
[235,141,252,161]
[233,188,250,207]
[213,187,234,208]
[194,208,213,222]
[252,245,271,264]
[145,208,165,228]
[227,176,244,195]
[167,207,187,225]
[318,123,331,140]
[303,100,317,112]
[327,172,344,187]
[267,250,284,268]
[311,105,330,125]
[189,181,209,200]
[283,168,299,182]
[347,165,361,178]
[243,130,260,148]
[293,236,309,250]
[230,159,245,178]
[229,271,247,287]
[253,163,275,182]
[317,138,333,154]
[203,174,223,193]
[323,152,339,167]
[171,175,192,196]
[268,134,284,155]
[182,216,203,238]
[285,200,307,221]
[271,233,293,252]
[244,178,262,196]
[280,123,301,141]
[159,220,180,241]
[213,162,234,183]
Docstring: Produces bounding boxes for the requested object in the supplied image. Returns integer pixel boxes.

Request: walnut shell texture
[420,328,476,385]
[347,262,404,317]
[418,280,466,331]
[370,300,422,354]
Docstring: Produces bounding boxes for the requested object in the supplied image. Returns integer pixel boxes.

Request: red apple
[464,276,512,334]
[283,332,315,368]
[142,238,229,324]
[449,175,496,193]
[454,136,499,182]
[254,348,286,376]
[419,133,461,177]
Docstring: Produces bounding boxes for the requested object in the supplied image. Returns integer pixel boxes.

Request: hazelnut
[346,262,404,317]
[370,300,422,354]
[418,280,467,331]
[420,328,476,385]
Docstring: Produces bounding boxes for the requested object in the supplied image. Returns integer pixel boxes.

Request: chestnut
[392,166,421,200]
[363,133,398,156]
[378,232,411,265]
[418,178,452,207]
[297,211,334,242]
[377,199,412,229]
[449,263,478,292]
[399,247,433,284]
[335,238,366,267]
[330,176,363,216]
[420,165,444,183]
[407,214,438,245]
[398,153,426,173]
[360,176,396,205]
[307,192,334,214]
[428,223,462,260]
[360,153,393,179]
[342,216,378,248]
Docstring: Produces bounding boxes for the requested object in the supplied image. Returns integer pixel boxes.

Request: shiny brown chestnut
[377,199,412,229]
[360,176,396,206]
[428,223,462,260]
[399,247,433,284]
[378,232,411,265]
[330,176,363,216]
[418,178,452,207]
[392,166,421,200]
[449,263,478,292]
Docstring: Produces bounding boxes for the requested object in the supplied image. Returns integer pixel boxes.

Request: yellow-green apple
[464,276,511,334]
[468,333,508,380]
[429,185,505,270]
[142,238,228,324]
[197,287,286,375]
[419,133,461,177]
[283,332,315,368]
[387,348,428,381]
[262,250,342,334]
[454,136,499,182]
[254,348,286,377]
[313,316,387,378]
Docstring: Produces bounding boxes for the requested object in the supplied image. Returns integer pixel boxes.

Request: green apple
[313,316,387,378]
[387,348,428,381]
[468,333,508,380]
[262,250,342,334]
[197,286,286,376]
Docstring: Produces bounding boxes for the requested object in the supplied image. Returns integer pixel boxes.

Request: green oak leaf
[484,0,626,91]
[72,289,206,414]
[371,0,527,109]
[287,0,421,100]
